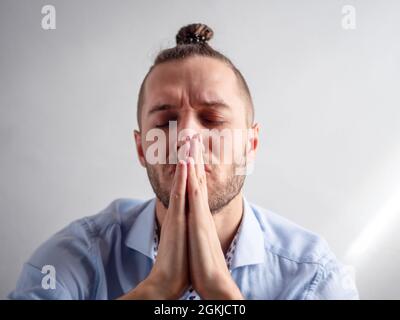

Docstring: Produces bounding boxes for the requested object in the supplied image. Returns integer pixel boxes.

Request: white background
[1,0,399,299]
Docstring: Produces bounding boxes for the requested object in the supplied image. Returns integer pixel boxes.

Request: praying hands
[119,134,244,300]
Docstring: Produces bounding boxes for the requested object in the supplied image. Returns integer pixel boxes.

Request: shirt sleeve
[8,219,98,300]
[8,262,73,299]
[304,257,360,300]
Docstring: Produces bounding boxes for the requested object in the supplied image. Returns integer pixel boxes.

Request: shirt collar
[125,198,156,260]
[231,196,265,270]
[124,196,265,268]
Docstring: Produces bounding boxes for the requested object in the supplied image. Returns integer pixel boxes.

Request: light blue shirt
[9,196,359,300]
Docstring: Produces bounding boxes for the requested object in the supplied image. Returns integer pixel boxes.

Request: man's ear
[134,129,146,168]
[246,122,260,166]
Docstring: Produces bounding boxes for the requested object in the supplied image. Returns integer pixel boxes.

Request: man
[9,23,359,300]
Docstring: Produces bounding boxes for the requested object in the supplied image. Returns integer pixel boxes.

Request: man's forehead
[144,57,238,100]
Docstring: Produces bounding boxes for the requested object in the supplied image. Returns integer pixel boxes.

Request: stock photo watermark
[143,121,256,176]
[41,265,56,290]
[39,5,358,31]
[41,5,56,30]
[342,5,356,30]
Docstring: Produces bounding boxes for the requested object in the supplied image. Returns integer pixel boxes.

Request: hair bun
[176,23,214,45]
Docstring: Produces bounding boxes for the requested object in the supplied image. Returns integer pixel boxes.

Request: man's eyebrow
[147,99,231,115]
[147,104,177,115]
[199,99,231,109]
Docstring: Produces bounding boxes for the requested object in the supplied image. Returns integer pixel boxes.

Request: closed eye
[202,119,225,126]
[155,123,169,128]
[154,117,226,128]
[154,117,177,128]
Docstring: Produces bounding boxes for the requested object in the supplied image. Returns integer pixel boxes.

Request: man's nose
[176,115,202,148]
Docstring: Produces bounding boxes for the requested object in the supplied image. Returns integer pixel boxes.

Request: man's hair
[136,23,254,130]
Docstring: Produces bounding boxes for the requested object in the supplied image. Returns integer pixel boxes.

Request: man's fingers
[177,139,190,162]
[189,134,206,183]
[169,141,189,210]
[187,157,199,199]
[197,134,207,184]
[168,159,187,216]
[186,155,213,248]
[187,155,209,212]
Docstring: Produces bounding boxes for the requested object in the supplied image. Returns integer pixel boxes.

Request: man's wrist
[118,276,172,300]
[213,282,244,300]
[199,273,244,300]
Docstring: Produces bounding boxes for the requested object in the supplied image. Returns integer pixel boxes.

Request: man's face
[135,56,258,213]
